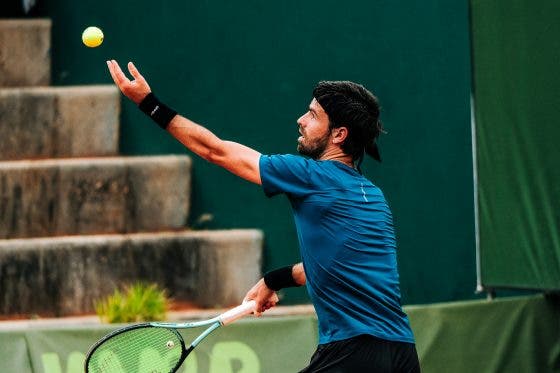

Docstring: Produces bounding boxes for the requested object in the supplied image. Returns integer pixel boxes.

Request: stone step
[0,85,120,160]
[0,229,263,316]
[0,19,51,87]
[0,156,191,238]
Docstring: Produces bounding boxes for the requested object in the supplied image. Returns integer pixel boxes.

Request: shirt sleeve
[259,154,314,198]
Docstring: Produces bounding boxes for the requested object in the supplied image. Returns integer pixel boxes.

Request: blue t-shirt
[259,154,415,345]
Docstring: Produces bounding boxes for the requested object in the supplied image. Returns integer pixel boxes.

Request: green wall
[40,0,475,304]
[471,0,560,291]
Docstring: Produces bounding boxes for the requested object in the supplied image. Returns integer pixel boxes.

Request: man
[106,60,420,372]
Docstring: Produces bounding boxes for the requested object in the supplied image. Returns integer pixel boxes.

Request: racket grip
[219,300,256,325]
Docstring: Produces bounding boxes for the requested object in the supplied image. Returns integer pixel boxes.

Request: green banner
[408,294,560,372]
[1,295,558,372]
[471,0,560,290]
[0,316,318,373]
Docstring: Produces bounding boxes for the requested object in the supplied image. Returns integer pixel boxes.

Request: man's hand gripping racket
[84,300,256,373]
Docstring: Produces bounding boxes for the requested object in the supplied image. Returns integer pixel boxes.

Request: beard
[297,131,330,159]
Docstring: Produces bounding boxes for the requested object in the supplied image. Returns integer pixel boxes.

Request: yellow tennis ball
[82,26,104,48]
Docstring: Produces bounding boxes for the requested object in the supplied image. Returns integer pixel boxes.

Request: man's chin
[297,143,308,156]
[297,147,318,160]
[297,138,326,159]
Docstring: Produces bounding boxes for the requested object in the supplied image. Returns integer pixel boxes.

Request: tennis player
[106,60,420,372]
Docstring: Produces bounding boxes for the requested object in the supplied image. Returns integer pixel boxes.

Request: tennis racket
[84,300,256,373]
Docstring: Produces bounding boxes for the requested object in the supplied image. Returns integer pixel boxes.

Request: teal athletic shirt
[259,154,415,345]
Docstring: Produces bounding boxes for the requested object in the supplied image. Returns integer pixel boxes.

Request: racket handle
[219,300,256,325]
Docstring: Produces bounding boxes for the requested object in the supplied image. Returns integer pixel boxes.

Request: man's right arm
[244,262,306,315]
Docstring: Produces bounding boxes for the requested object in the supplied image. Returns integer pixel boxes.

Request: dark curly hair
[313,81,383,168]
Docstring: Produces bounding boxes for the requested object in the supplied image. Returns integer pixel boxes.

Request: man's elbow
[203,145,228,166]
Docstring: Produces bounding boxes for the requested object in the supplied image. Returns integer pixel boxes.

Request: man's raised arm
[106,60,262,185]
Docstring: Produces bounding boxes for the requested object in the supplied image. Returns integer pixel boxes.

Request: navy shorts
[299,334,421,373]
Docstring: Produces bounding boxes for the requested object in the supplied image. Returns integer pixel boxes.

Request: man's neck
[319,148,354,168]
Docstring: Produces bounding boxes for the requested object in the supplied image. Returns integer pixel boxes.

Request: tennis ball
[82,26,104,48]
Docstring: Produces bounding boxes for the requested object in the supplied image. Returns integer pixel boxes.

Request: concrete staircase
[0,19,263,317]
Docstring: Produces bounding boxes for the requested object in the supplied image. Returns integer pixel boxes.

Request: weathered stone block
[0,156,191,238]
[0,19,51,87]
[0,229,263,316]
[0,85,120,160]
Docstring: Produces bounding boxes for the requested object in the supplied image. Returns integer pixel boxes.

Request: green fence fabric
[471,0,560,290]
[407,294,560,372]
[1,295,558,373]
[0,316,318,373]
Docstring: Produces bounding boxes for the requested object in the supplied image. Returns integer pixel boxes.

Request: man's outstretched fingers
[110,60,130,87]
[106,61,115,82]
[127,62,142,81]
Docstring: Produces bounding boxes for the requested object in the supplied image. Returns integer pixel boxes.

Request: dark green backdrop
[40,0,475,304]
[472,0,560,291]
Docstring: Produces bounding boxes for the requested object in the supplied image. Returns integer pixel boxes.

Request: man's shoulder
[261,153,316,167]
[262,153,305,161]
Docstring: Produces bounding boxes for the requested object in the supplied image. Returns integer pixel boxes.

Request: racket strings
[87,327,183,373]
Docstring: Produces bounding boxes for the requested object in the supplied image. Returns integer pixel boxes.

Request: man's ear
[332,126,349,144]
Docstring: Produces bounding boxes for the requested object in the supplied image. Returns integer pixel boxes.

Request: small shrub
[191,213,214,230]
[95,282,169,323]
